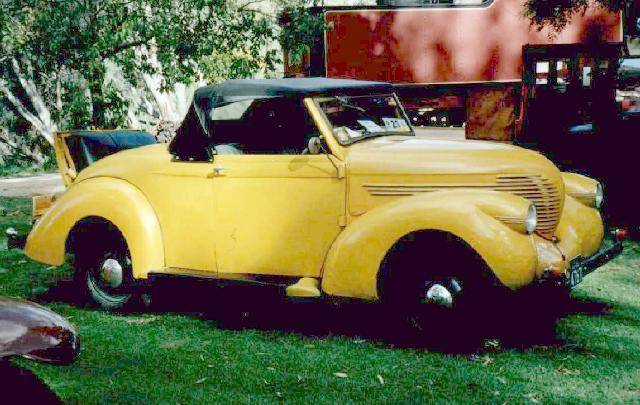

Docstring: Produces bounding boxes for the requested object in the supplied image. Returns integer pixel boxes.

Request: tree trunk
[0,83,55,145]
[0,59,56,145]
[90,67,106,128]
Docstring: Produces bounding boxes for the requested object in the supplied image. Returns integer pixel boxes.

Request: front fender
[321,190,537,300]
[561,172,600,208]
[25,177,164,279]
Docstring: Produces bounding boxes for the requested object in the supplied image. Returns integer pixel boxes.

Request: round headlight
[524,203,537,234]
[595,182,604,209]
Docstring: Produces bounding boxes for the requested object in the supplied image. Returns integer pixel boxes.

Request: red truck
[292,0,621,140]
[287,0,640,230]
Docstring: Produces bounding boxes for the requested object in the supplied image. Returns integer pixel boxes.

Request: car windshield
[315,94,414,145]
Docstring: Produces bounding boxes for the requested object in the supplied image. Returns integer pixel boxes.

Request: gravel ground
[0,173,64,198]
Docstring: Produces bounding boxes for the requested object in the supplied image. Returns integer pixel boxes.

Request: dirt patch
[0,174,64,198]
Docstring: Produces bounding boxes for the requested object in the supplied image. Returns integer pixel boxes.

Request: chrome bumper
[566,241,624,289]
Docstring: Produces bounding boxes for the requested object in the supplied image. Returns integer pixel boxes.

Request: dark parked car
[0,296,79,402]
[0,296,79,364]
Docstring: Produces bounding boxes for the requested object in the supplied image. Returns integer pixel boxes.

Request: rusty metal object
[0,297,79,364]
[32,194,56,220]
[466,86,517,142]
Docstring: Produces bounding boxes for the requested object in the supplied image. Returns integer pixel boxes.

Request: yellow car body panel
[25,177,164,279]
[562,172,601,208]
[211,154,345,277]
[322,189,537,299]
[555,195,604,260]
[24,90,609,301]
[52,131,77,187]
[72,148,218,273]
[529,195,604,278]
[62,148,346,277]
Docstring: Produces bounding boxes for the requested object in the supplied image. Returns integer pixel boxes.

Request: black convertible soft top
[193,78,393,101]
[169,78,393,161]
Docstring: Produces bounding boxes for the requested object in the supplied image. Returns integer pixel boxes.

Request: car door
[212,153,345,277]
[146,160,218,274]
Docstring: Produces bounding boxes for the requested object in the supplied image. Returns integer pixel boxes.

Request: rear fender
[25,177,164,279]
[321,189,537,300]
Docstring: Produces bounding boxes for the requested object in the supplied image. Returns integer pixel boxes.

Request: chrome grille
[363,173,561,238]
[494,174,561,238]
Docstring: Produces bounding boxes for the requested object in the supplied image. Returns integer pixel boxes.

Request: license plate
[567,266,584,289]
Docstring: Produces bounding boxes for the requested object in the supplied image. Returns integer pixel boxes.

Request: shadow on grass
[33,278,611,354]
[33,278,84,307]
[0,361,60,404]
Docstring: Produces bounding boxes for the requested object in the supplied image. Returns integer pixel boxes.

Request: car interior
[210,98,321,155]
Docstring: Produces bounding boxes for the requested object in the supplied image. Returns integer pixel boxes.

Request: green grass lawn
[1,196,639,403]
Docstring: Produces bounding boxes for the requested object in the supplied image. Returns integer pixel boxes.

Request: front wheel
[379,232,501,349]
[404,275,496,349]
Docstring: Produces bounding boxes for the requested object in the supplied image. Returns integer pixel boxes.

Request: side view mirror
[307,136,323,155]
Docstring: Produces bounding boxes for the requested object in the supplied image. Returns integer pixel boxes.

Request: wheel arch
[25,177,165,279]
[320,190,539,300]
[376,229,496,302]
[65,216,127,256]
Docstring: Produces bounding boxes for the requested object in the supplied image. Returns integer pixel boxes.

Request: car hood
[345,136,557,175]
[345,137,565,236]
[0,297,79,364]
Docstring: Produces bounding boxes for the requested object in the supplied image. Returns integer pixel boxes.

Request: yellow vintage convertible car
[18,78,622,316]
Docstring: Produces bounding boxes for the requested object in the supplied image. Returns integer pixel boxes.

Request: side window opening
[211,98,319,155]
[556,59,570,88]
[535,61,550,85]
[617,57,640,113]
[211,99,254,121]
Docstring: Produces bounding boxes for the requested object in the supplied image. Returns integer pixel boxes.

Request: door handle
[212,167,227,176]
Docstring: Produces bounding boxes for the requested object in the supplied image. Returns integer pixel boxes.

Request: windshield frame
[311,93,415,146]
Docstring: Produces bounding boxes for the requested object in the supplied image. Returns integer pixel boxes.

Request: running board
[286,277,321,298]
[147,269,323,298]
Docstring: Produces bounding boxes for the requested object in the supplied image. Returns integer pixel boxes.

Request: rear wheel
[71,221,136,310]
[85,254,133,309]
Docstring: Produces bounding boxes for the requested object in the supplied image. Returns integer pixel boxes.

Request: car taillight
[613,228,628,242]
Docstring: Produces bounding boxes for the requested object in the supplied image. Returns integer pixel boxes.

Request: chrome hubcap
[100,258,123,289]
[423,279,461,308]
[425,284,453,308]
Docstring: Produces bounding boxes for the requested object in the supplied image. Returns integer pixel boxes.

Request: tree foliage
[0,0,286,146]
[524,0,629,32]
[278,1,327,65]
